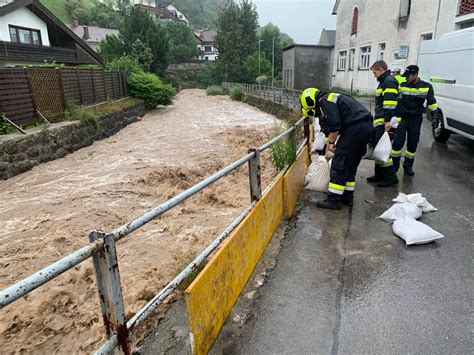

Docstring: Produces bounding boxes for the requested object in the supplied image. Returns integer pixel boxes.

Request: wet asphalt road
[220,120,474,354]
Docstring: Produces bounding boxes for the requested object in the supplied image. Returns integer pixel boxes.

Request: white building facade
[0,6,50,45]
[331,0,472,93]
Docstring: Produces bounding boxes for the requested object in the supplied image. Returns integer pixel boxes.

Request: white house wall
[332,0,439,93]
[0,7,50,46]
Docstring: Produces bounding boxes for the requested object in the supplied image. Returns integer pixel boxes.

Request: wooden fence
[0,68,128,127]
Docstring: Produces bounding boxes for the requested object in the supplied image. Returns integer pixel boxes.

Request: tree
[99,34,126,64]
[166,21,199,63]
[131,39,153,71]
[80,2,124,29]
[99,6,169,75]
[243,52,271,83]
[215,0,258,83]
[64,0,87,19]
[105,54,141,73]
[259,23,285,79]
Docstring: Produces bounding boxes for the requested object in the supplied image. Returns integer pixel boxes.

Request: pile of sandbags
[378,192,444,246]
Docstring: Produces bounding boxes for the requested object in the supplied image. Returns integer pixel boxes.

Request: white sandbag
[378,202,422,222]
[390,116,399,129]
[372,131,392,162]
[312,132,326,152]
[362,145,374,160]
[392,192,438,213]
[305,157,330,192]
[392,217,444,245]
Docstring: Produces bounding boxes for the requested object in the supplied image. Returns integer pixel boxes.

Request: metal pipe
[111,152,255,242]
[125,201,256,331]
[94,334,118,355]
[0,241,103,308]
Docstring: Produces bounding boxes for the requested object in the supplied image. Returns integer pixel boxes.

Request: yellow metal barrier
[185,142,310,354]
[284,146,310,218]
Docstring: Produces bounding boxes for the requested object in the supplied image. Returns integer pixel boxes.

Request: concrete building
[331,0,473,93]
[282,30,335,90]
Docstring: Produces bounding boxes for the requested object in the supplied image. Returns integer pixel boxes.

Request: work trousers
[328,120,372,202]
[391,115,423,171]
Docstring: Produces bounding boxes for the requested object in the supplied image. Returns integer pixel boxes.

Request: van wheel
[432,111,451,143]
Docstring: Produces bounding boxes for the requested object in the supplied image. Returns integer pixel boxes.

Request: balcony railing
[0,41,78,64]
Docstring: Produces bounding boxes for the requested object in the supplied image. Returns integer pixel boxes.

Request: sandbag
[378,202,422,222]
[392,192,438,213]
[373,131,391,162]
[305,156,330,192]
[312,132,326,152]
[393,217,445,245]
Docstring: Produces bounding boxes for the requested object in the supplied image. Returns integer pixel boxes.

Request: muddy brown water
[0,89,282,354]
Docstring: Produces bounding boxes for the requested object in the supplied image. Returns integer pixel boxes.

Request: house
[331,0,474,93]
[194,29,217,61]
[282,29,335,90]
[133,1,190,25]
[68,18,119,51]
[0,0,102,66]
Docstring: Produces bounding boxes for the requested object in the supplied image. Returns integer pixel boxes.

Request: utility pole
[258,39,263,78]
[272,36,275,88]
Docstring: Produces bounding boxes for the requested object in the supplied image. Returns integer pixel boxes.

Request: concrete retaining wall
[0,103,146,180]
[244,95,301,124]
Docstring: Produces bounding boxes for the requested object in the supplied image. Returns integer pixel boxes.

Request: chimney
[82,26,90,40]
[72,17,79,28]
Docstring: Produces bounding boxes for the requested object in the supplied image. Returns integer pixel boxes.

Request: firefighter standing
[367,60,399,187]
[391,65,439,175]
[301,88,373,210]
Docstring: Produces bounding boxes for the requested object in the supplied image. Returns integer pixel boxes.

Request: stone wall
[0,102,146,180]
[244,95,301,124]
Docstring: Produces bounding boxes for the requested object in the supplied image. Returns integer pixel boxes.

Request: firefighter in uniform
[367,60,399,187]
[391,65,439,175]
[301,88,373,210]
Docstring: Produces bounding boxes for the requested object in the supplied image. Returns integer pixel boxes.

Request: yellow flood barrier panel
[284,145,310,218]
[185,175,284,354]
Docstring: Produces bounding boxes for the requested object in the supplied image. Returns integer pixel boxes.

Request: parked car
[418,27,474,142]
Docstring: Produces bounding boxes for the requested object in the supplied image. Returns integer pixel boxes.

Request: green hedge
[128,71,175,109]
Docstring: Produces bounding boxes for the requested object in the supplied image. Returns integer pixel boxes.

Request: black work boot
[342,191,354,206]
[367,165,382,183]
[392,156,401,173]
[317,194,342,210]
[377,167,399,187]
[404,166,415,176]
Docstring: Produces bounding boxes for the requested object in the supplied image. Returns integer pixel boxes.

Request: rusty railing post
[248,149,261,201]
[89,231,130,355]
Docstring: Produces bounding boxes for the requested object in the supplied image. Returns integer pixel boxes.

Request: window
[338,50,347,70]
[378,43,386,60]
[421,33,433,41]
[359,45,371,69]
[204,45,212,52]
[458,0,474,16]
[460,20,474,29]
[351,7,359,35]
[9,25,42,45]
[349,48,355,70]
[400,0,411,17]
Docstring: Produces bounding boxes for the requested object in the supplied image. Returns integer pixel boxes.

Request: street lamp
[272,36,275,88]
[258,39,263,82]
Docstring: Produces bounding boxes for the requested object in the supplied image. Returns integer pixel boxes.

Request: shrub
[206,85,225,96]
[128,71,175,109]
[0,115,15,135]
[105,55,142,74]
[65,100,99,124]
[271,126,296,171]
[229,86,244,101]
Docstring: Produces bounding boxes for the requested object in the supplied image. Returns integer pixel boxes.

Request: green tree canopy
[215,0,258,83]
[243,52,272,83]
[258,23,294,79]
[166,21,199,63]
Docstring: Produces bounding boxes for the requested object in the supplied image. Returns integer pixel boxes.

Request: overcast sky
[252,0,337,44]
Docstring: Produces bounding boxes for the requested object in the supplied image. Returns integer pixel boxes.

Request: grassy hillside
[40,0,95,23]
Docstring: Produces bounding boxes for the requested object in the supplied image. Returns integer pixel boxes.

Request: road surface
[213,119,474,354]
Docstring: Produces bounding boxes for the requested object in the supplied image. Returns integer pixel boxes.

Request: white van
[418,27,474,142]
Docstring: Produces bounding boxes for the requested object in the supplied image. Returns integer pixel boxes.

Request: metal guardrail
[0,112,311,354]
[222,82,303,110]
